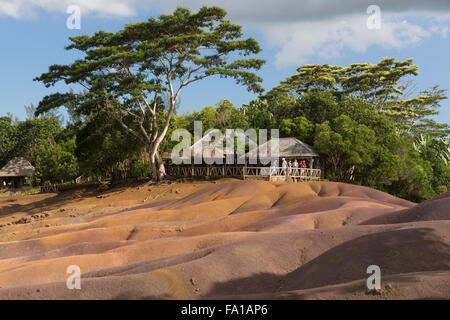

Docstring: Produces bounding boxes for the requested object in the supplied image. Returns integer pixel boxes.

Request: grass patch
[0,190,11,197]
[0,187,41,197]
[366,283,396,296]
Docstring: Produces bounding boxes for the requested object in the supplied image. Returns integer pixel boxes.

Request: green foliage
[0,113,79,186]
[3,15,448,203]
[265,57,449,138]
[0,187,40,197]
[130,160,152,179]
[214,99,249,131]
[13,116,62,163]
[34,139,78,185]
[254,57,449,201]
[196,106,217,130]
[75,113,144,180]
[412,135,450,195]
[309,96,445,201]
[280,116,315,145]
[388,145,435,202]
[0,116,18,168]
[314,115,377,182]
[241,100,275,129]
[175,100,250,138]
[296,90,342,124]
[34,6,264,181]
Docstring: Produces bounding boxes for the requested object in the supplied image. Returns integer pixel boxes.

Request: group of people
[281,158,307,169]
[271,158,308,176]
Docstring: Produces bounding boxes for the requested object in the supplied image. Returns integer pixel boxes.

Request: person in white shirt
[281,158,287,175]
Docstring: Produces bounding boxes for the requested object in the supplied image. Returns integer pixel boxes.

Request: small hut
[162,129,257,178]
[162,135,324,181]
[244,137,324,181]
[0,157,35,189]
[163,129,258,165]
[247,137,320,166]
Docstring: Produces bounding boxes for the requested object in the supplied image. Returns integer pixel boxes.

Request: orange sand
[0,179,448,299]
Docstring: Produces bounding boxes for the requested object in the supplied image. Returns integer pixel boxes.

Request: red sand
[0,180,448,299]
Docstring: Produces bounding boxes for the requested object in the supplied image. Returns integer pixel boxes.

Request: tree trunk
[155,152,166,181]
[150,142,166,182]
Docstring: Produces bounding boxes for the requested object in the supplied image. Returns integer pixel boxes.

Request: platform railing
[166,165,244,178]
[244,167,321,181]
[166,165,321,181]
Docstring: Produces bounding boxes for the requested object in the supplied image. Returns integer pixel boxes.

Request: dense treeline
[252,58,450,201]
[0,109,78,186]
[165,58,449,201]
[0,7,449,201]
[1,58,449,201]
[34,7,264,182]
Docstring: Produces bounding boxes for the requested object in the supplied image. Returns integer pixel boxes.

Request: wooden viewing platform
[244,167,321,182]
[167,165,243,178]
[166,165,321,182]
[163,137,324,182]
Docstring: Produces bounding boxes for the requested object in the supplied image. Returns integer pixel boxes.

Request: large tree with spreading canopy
[263,58,449,137]
[35,6,265,181]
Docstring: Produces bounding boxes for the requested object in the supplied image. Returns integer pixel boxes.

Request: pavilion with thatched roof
[162,129,258,179]
[243,137,324,181]
[161,135,324,181]
[162,129,257,165]
[0,157,35,188]
[246,137,321,166]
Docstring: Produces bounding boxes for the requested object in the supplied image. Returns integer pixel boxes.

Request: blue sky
[0,0,449,127]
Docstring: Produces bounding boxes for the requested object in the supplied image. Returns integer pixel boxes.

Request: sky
[0,0,449,126]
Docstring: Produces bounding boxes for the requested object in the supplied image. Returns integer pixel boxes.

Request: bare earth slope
[0,180,448,299]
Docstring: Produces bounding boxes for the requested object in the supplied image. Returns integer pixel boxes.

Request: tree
[280,116,315,145]
[196,106,217,131]
[241,99,275,129]
[14,116,62,164]
[211,99,249,131]
[0,112,80,186]
[314,115,377,182]
[387,138,435,202]
[0,116,18,168]
[34,139,78,185]
[265,58,449,137]
[75,112,144,181]
[34,6,265,181]
[413,135,450,194]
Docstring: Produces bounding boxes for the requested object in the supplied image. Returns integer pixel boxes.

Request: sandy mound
[0,180,448,299]
[363,190,450,225]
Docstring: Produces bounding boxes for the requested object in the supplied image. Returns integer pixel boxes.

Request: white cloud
[157,0,450,24]
[0,0,137,18]
[263,14,436,69]
[1,0,449,69]
[3,0,450,21]
[0,0,22,18]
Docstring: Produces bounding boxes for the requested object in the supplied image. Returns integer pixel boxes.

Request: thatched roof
[246,137,320,159]
[0,157,35,177]
[163,129,257,161]
[187,129,230,159]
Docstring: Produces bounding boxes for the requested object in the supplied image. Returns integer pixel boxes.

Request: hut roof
[188,129,231,158]
[163,129,257,160]
[0,157,35,177]
[246,137,320,159]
